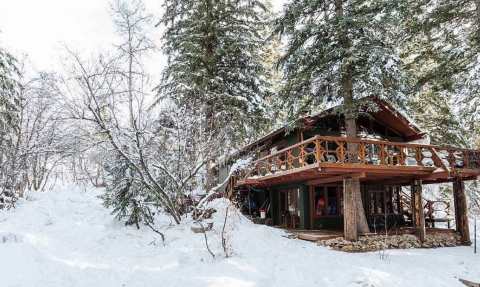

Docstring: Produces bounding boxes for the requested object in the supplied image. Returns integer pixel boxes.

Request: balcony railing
[241,135,480,179]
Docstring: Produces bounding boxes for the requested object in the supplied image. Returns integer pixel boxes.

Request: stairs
[400,191,452,228]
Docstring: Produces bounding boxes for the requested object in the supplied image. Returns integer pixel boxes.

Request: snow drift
[0,184,479,287]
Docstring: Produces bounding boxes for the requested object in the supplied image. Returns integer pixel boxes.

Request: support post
[410,185,416,228]
[412,180,426,242]
[343,177,358,241]
[453,177,471,244]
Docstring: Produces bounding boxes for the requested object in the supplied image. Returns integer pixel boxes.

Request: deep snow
[0,184,479,287]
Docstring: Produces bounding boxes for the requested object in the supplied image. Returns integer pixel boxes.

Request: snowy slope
[0,184,479,287]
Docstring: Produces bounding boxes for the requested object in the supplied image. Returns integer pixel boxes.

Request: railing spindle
[237,135,480,182]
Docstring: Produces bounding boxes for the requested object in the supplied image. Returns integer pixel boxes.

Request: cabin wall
[261,130,300,158]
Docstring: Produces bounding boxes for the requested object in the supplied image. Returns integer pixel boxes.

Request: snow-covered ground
[0,185,479,287]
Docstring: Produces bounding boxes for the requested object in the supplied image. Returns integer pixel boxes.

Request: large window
[313,186,342,217]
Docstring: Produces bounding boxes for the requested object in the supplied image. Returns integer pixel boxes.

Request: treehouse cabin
[219,97,480,243]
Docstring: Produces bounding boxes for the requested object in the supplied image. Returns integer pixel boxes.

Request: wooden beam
[453,178,471,244]
[430,147,450,173]
[318,163,436,175]
[306,172,366,185]
[412,180,426,242]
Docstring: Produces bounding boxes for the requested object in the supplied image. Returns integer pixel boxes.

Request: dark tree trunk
[453,178,471,244]
[476,0,480,44]
[203,0,218,191]
[412,180,426,242]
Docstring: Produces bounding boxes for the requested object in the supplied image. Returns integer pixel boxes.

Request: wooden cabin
[219,97,480,243]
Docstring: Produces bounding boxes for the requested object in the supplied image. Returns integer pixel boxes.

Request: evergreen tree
[403,0,480,146]
[0,47,21,209]
[402,0,480,215]
[275,0,408,117]
[275,0,408,239]
[408,92,466,146]
[102,151,154,228]
[158,0,272,188]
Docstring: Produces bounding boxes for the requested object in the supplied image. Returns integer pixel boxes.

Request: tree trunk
[412,180,426,242]
[453,178,471,244]
[335,0,369,237]
[475,0,480,44]
[410,185,416,227]
[343,177,358,241]
[203,0,217,191]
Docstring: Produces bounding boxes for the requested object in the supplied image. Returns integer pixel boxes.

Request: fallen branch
[145,222,166,246]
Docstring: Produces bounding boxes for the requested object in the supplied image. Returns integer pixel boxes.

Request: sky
[0,0,286,73]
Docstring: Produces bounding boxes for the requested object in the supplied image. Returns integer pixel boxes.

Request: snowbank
[0,184,479,287]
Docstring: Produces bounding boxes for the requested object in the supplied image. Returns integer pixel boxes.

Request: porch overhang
[236,163,480,188]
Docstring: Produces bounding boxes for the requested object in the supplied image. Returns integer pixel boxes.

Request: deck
[235,135,480,187]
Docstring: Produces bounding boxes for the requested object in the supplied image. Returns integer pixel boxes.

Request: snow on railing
[238,135,480,179]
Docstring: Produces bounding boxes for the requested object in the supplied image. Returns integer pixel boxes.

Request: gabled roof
[239,96,424,155]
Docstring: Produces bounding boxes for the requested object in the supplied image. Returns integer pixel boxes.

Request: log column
[412,180,426,242]
[344,177,358,241]
[410,185,416,228]
[453,177,471,244]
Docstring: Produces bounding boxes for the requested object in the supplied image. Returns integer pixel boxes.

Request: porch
[232,135,480,244]
[235,135,480,188]
[239,183,453,232]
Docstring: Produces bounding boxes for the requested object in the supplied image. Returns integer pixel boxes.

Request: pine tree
[158,0,272,188]
[0,47,21,209]
[102,151,155,228]
[403,0,480,146]
[408,92,466,146]
[402,0,480,215]
[275,0,408,117]
[275,0,408,240]
[0,47,21,140]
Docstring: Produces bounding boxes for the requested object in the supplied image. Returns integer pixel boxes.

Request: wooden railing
[244,135,480,179]
[400,191,452,228]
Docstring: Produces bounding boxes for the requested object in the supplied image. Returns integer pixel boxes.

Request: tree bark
[410,185,416,228]
[412,180,426,242]
[453,178,471,244]
[343,177,358,241]
[203,0,218,191]
[475,0,480,44]
[335,0,369,237]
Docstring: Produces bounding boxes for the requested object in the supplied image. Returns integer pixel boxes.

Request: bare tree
[63,0,215,227]
[17,72,70,192]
